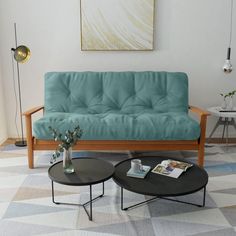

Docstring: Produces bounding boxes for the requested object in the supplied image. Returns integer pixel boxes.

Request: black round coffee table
[48,158,114,220]
[113,156,208,210]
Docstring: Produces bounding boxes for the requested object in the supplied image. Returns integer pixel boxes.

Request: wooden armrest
[23,106,44,116]
[189,106,210,117]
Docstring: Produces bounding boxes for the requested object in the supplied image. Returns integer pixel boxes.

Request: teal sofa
[24,71,210,168]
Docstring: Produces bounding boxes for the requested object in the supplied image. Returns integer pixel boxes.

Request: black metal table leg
[51,181,55,204]
[121,187,159,211]
[222,122,226,140]
[203,186,206,207]
[121,186,207,210]
[208,117,236,144]
[121,187,123,210]
[208,118,221,139]
[90,185,92,220]
[51,181,105,220]
[233,118,236,130]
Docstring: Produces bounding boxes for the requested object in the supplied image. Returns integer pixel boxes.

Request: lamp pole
[13,23,27,147]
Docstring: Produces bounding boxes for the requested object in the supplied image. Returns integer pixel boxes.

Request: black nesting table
[48,158,114,220]
[113,157,208,210]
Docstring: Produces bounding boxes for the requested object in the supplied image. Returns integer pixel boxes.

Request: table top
[113,157,208,197]
[208,106,236,118]
[48,158,114,186]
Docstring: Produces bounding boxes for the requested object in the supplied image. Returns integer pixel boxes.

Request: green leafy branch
[220,90,236,99]
[49,125,83,163]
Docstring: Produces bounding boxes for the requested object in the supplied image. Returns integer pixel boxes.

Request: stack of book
[127,165,151,179]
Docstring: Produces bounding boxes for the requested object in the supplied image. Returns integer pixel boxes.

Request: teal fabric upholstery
[33,71,200,140]
[34,112,200,140]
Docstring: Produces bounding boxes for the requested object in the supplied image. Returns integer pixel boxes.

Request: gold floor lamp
[11,23,31,147]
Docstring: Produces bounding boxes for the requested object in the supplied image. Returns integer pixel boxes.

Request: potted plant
[220,90,236,110]
[49,125,83,174]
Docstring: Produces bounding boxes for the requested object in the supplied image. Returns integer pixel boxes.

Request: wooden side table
[207,106,236,143]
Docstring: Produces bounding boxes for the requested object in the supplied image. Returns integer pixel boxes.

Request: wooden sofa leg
[28,146,34,169]
[198,145,204,167]
[25,115,34,169]
[198,115,208,167]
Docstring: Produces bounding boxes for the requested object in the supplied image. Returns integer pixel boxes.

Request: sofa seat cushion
[33,112,200,140]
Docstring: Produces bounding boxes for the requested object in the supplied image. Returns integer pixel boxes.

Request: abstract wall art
[80,0,155,51]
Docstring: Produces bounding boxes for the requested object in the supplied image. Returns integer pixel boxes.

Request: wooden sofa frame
[23,106,210,169]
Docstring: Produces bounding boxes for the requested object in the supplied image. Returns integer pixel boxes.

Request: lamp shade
[223,59,233,73]
[11,45,30,63]
[223,47,233,73]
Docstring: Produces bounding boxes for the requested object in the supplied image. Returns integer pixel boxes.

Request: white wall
[0,65,7,144]
[0,0,235,138]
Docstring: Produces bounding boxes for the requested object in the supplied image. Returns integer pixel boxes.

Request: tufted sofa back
[44,71,189,114]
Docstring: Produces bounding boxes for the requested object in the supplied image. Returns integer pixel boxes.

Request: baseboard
[206,137,236,144]
[0,138,8,146]
[0,138,17,147]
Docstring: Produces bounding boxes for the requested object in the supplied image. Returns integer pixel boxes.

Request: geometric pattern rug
[0,144,236,236]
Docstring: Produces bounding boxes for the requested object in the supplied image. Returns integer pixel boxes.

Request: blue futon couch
[24,71,210,168]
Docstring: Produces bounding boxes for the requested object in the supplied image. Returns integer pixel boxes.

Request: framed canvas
[80,0,155,51]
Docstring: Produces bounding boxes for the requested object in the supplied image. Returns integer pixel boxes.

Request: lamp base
[15,140,27,147]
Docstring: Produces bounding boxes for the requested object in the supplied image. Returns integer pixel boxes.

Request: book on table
[152,159,193,178]
[127,165,151,179]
